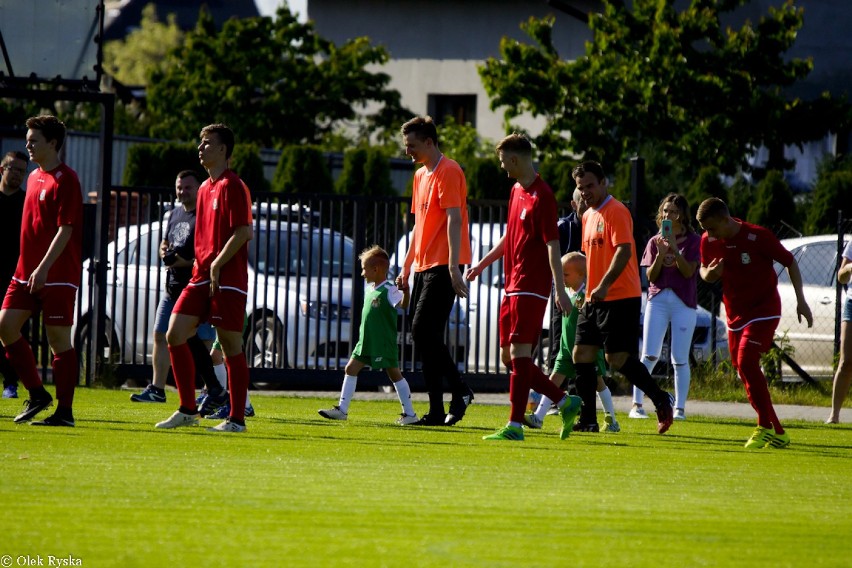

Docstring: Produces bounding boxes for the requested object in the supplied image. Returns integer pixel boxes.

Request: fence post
[835,210,844,358]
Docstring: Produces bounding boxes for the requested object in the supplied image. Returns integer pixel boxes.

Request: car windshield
[249,226,354,277]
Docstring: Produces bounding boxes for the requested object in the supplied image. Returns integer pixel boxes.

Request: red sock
[737,350,783,433]
[168,343,197,411]
[508,358,539,424]
[5,336,42,390]
[225,352,248,422]
[517,357,566,403]
[52,348,78,409]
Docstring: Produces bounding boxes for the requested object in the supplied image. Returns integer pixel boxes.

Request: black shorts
[575,297,640,355]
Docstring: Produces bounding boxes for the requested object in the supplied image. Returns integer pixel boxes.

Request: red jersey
[15,163,83,288]
[700,220,794,331]
[190,169,253,292]
[503,175,559,298]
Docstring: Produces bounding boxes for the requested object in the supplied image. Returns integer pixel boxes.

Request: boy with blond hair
[525,252,620,432]
[320,245,418,424]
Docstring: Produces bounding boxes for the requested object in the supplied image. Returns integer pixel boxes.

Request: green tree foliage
[726,173,755,220]
[437,117,495,170]
[122,142,197,187]
[805,170,852,235]
[687,166,728,221]
[272,146,334,194]
[538,158,577,204]
[747,170,796,231]
[479,2,850,177]
[336,147,394,196]
[466,158,514,202]
[147,6,408,149]
[230,144,269,193]
[104,4,183,86]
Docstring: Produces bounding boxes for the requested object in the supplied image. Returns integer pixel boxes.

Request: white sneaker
[604,413,621,432]
[524,413,543,429]
[396,413,418,425]
[318,406,348,420]
[674,409,686,421]
[155,410,199,429]
[207,419,247,433]
[628,405,649,419]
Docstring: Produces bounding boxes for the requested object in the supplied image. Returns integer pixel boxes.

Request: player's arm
[465,234,505,281]
[838,257,852,285]
[589,243,631,302]
[209,225,253,295]
[547,239,571,312]
[28,225,73,293]
[446,206,468,298]
[785,259,813,327]
[399,286,411,310]
[699,258,724,282]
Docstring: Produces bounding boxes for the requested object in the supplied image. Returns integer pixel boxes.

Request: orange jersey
[581,195,641,301]
[409,157,471,271]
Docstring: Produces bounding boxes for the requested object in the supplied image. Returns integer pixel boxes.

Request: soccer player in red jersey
[0,115,83,426]
[465,134,581,441]
[155,124,253,433]
[697,198,812,449]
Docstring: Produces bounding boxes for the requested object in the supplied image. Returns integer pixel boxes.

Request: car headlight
[300,301,351,319]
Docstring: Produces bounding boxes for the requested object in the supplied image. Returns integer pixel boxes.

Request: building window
[427,94,477,127]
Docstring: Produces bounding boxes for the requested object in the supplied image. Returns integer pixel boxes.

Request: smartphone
[661,219,673,239]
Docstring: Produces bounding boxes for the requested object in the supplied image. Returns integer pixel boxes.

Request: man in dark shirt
[130,170,220,409]
[0,151,28,399]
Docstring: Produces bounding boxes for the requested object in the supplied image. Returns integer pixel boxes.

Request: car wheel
[75,316,121,364]
[247,314,288,369]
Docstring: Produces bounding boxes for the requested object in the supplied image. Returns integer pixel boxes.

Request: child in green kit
[319,245,418,424]
[525,252,620,432]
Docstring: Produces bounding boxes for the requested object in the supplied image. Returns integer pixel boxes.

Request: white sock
[534,395,553,421]
[245,390,252,410]
[213,363,228,390]
[597,386,615,415]
[509,421,523,429]
[338,375,357,413]
[674,363,690,410]
[632,385,645,406]
[393,378,415,416]
[555,394,568,409]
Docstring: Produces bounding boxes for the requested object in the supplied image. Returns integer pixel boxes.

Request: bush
[122,142,197,187]
[539,158,577,204]
[805,170,852,235]
[335,147,394,196]
[230,144,269,193]
[686,166,728,220]
[466,157,514,201]
[726,174,754,220]
[747,170,797,231]
[272,145,333,194]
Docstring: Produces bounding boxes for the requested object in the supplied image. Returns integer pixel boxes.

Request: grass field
[2,389,851,568]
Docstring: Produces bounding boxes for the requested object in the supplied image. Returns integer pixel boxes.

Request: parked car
[75,205,355,370]
[773,234,851,379]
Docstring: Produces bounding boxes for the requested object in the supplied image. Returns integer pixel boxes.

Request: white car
[76,205,355,370]
[773,234,850,379]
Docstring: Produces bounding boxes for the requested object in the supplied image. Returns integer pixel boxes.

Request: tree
[103,4,183,86]
[805,170,852,235]
[147,6,408,149]
[272,146,334,194]
[479,2,850,177]
[747,170,796,232]
[336,147,394,196]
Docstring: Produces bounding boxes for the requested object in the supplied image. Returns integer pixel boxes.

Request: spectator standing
[572,161,674,434]
[319,245,418,424]
[465,134,581,441]
[0,115,83,426]
[0,151,28,399]
[631,194,700,421]
[697,197,812,448]
[155,124,253,433]
[826,240,852,424]
[129,171,220,408]
[396,116,474,426]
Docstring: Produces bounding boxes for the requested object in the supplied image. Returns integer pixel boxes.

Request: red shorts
[499,293,548,347]
[173,284,247,333]
[2,280,78,326]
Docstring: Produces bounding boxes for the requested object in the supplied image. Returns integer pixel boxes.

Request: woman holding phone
[630,193,701,421]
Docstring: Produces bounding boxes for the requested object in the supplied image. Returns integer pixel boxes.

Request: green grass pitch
[1,389,851,567]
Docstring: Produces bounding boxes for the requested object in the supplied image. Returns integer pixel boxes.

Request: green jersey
[352,280,403,369]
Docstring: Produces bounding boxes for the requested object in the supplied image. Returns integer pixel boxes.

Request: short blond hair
[358,244,389,267]
[562,251,586,273]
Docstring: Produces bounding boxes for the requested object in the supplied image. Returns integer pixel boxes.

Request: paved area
[256,390,834,423]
